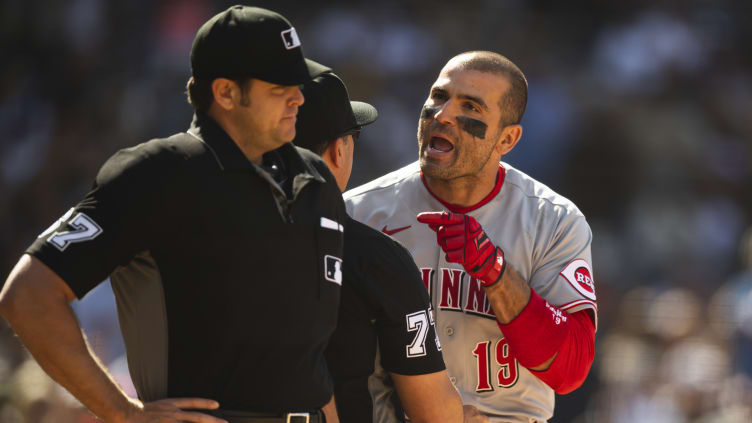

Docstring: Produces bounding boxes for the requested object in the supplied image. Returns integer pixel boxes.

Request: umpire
[0,6,344,423]
[294,73,464,423]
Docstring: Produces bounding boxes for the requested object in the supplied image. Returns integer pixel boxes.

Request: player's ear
[496,124,522,156]
[211,78,238,111]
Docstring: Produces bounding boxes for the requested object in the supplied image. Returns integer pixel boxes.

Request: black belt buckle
[286,412,310,423]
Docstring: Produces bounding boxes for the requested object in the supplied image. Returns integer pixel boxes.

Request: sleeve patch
[44,211,104,252]
[559,259,596,301]
[320,216,344,232]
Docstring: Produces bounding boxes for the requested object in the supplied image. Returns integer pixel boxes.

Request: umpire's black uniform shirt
[324,217,445,422]
[27,112,346,412]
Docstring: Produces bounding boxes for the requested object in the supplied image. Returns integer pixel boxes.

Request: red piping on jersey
[420,164,506,213]
[559,299,598,312]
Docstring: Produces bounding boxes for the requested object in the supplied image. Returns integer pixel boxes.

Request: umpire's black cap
[190,5,329,85]
[294,72,378,153]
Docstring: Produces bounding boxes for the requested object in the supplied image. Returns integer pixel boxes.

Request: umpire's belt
[207,409,324,423]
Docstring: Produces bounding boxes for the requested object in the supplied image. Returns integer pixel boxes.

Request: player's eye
[464,102,479,112]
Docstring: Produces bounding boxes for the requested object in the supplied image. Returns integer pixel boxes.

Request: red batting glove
[417,211,506,287]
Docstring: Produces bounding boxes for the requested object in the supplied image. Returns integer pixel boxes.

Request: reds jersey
[344,161,597,423]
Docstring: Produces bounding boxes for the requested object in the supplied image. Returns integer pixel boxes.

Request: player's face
[417,66,510,181]
[238,79,305,149]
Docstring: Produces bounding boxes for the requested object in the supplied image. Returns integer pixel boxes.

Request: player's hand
[123,397,227,423]
[462,404,489,423]
[417,212,505,287]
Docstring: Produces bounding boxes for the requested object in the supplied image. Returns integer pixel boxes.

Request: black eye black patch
[421,105,439,119]
[456,116,487,139]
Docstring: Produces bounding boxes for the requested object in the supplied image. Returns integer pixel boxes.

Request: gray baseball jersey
[345,161,597,423]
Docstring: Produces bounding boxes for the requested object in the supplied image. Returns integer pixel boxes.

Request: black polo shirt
[27,112,346,412]
[324,217,445,422]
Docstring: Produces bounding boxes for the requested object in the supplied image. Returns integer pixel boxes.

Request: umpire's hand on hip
[122,397,227,423]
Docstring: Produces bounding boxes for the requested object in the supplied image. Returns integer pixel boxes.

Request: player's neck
[424,163,501,208]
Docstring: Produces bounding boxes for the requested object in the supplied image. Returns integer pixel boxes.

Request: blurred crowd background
[1,0,751,422]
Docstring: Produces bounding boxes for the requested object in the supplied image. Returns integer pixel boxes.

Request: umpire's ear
[320,137,349,192]
[323,137,346,169]
[496,124,523,157]
[211,78,241,111]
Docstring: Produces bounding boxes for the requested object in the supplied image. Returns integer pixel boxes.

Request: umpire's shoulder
[344,217,428,307]
[96,133,202,186]
[346,216,392,244]
[292,145,340,187]
[345,217,417,272]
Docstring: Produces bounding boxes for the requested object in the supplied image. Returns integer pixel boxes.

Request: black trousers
[204,409,325,423]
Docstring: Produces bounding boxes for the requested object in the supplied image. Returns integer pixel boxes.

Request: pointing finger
[417,211,464,225]
[417,211,445,224]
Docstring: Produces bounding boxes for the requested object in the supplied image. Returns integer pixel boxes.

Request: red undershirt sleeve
[497,289,596,394]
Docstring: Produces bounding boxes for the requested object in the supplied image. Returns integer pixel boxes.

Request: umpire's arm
[391,370,464,423]
[0,255,225,423]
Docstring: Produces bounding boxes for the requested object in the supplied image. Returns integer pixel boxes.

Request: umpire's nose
[290,85,305,107]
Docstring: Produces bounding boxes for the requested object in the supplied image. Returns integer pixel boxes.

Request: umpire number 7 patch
[39,208,104,251]
[405,308,440,358]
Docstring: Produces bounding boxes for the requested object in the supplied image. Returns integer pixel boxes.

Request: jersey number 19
[472,337,519,391]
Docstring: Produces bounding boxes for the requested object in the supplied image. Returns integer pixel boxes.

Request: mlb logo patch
[324,255,343,285]
[281,28,301,50]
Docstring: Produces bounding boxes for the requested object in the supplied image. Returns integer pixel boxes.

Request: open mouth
[429,135,454,153]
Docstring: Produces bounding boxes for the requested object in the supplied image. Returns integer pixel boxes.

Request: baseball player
[293,71,463,423]
[0,6,344,423]
[345,51,597,423]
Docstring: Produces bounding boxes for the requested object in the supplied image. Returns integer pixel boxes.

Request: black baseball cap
[294,72,378,152]
[190,5,329,85]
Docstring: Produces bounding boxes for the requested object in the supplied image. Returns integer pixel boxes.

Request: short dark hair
[306,139,332,156]
[306,133,349,156]
[453,51,528,126]
[186,77,254,111]
[186,77,213,111]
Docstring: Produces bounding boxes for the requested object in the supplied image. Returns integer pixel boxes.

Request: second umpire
[294,72,464,423]
[0,6,344,423]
